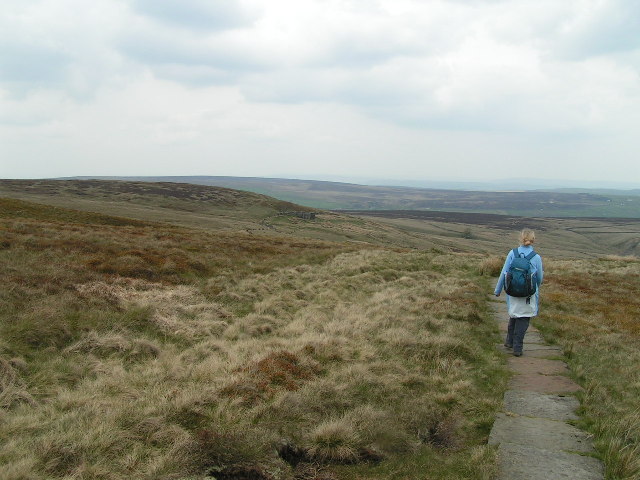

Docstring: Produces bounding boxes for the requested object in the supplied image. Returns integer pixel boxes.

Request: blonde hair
[519,229,536,246]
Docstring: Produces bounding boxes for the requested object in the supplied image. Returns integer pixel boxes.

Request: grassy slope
[534,257,640,479]
[0,179,312,233]
[2,180,639,479]
[344,212,640,258]
[2,180,639,257]
[65,176,640,218]
[0,180,439,250]
[0,196,508,479]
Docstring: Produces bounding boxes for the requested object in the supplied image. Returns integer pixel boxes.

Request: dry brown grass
[0,357,35,409]
[535,256,640,479]
[0,197,507,479]
[220,350,323,406]
[478,256,503,277]
[541,258,640,335]
[64,332,161,362]
[1,198,352,285]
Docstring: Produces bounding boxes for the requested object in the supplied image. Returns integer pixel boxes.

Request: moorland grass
[0,198,508,479]
[6,181,640,258]
[534,256,640,480]
[478,257,503,277]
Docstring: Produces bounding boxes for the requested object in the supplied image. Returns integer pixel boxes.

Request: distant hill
[62,176,640,218]
[544,187,640,196]
[2,178,639,256]
[0,179,322,237]
[0,179,448,250]
[0,179,310,213]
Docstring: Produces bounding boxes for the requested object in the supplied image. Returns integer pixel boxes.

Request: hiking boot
[513,352,522,357]
[504,343,513,349]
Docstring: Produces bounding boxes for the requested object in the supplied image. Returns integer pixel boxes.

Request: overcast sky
[1,0,639,187]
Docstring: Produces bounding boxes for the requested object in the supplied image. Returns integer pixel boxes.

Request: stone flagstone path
[487,296,605,480]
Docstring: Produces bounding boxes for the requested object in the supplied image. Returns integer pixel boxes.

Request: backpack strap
[525,250,538,300]
[513,248,537,260]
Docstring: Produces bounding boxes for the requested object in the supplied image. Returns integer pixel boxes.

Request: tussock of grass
[478,256,503,277]
[535,257,640,479]
[305,419,362,463]
[220,349,323,406]
[65,332,161,362]
[0,357,35,409]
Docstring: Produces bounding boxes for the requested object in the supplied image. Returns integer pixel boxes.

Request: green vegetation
[0,180,439,250]
[535,256,640,479]
[348,212,640,258]
[0,194,508,479]
[66,176,640,218]
[2,179,639,479]
[5,178,640,219]
[2,180,639,258]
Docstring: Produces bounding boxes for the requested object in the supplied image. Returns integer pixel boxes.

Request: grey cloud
[120,34,208,65]
[152,64,238,87]
[130,0,253,31]
[240,68,439,126]
[358,98,513,133]
[317,44,400,69]
[443,0,509,3]
[1,0,634,138]
[555,1,640,60]
[313,37,427,69]
[0,41,70,94]
[0,2,125,99]
[118,30,267,85]
[0,110,53,127]
[239,65,599,137]
[116,9,283,88]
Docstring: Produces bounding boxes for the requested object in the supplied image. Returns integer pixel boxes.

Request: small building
[280,211,317,220]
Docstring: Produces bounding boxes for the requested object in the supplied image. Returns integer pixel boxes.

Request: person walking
[494,229,544,357]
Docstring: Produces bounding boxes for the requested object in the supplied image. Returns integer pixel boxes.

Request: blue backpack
[505,249,538,299]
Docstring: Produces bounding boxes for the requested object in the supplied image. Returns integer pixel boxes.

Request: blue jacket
[494,245,544,317]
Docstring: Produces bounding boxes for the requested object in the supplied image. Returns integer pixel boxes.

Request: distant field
[341,209,640,258]
[2,179,639,258]
[63,176,640,218]
[338,209,635,229]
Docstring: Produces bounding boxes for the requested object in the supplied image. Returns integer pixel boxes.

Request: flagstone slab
[496,344,561,356]
[525,344,562,351]
[496,442,604,480]
[489,414,594,453]
[509,373,583,394]
[524,349,564,359]
[503,391,579,421]
[507,357,570,376]
[524,332,545,344]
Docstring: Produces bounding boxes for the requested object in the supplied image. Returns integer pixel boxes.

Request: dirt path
[487,296,605,480]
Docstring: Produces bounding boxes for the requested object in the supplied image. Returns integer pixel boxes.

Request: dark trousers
[506,317,530,354]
